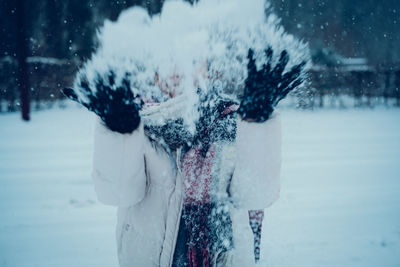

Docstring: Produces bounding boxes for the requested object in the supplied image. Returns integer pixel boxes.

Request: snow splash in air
[74,0,310,130]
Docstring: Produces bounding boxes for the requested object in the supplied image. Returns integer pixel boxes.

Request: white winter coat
[91,103,281,267]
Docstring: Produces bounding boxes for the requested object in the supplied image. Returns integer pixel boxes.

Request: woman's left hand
[238,48,306,122]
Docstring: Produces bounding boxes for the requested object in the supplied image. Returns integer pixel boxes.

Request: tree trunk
[16,0,30,121]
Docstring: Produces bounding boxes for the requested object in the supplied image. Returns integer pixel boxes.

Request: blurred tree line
[270,0,400,66]
[0,0,399,116]
[1,0,399,64]
[0,0,168,61]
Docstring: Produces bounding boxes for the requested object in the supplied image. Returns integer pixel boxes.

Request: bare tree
[16,0,30,121]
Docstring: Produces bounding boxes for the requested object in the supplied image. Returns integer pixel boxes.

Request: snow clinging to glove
[63,0,311,133]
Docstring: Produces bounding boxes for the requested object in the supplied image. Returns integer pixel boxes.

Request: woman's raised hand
[62,71,142,134]
[238,48,306,122]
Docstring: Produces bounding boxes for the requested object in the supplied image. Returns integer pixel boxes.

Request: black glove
[238,47,306,122]
[62,71,142,134]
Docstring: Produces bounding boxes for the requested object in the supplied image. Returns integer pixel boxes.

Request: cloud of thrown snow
[74,0,310,121]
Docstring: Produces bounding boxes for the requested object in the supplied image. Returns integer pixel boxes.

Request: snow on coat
[92,95,281,266]
[73,0,308,266]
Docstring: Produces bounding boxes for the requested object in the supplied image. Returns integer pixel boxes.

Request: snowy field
[0,107,399,267]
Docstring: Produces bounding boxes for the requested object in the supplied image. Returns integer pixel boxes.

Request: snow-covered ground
[0,107,399,267]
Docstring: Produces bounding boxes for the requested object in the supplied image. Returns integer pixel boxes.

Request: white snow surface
[1,107,400,267]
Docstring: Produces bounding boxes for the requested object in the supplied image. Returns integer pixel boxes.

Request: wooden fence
[308,66,400,108]
[0,57,78,112]
[1,58,400,112]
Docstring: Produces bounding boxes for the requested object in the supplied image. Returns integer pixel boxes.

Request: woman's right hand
[62,71,142,134]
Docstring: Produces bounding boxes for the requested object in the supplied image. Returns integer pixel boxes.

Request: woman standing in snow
[63,1,309,266]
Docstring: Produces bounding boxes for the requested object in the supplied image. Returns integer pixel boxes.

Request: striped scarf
[175,97,238,267]
[143,94,264,266]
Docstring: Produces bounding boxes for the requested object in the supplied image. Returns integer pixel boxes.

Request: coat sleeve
[91,119,147,207]
[230,112,282,210]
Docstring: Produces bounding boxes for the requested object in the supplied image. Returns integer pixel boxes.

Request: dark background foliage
[0,0,400,117]
[1,0,399,64]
